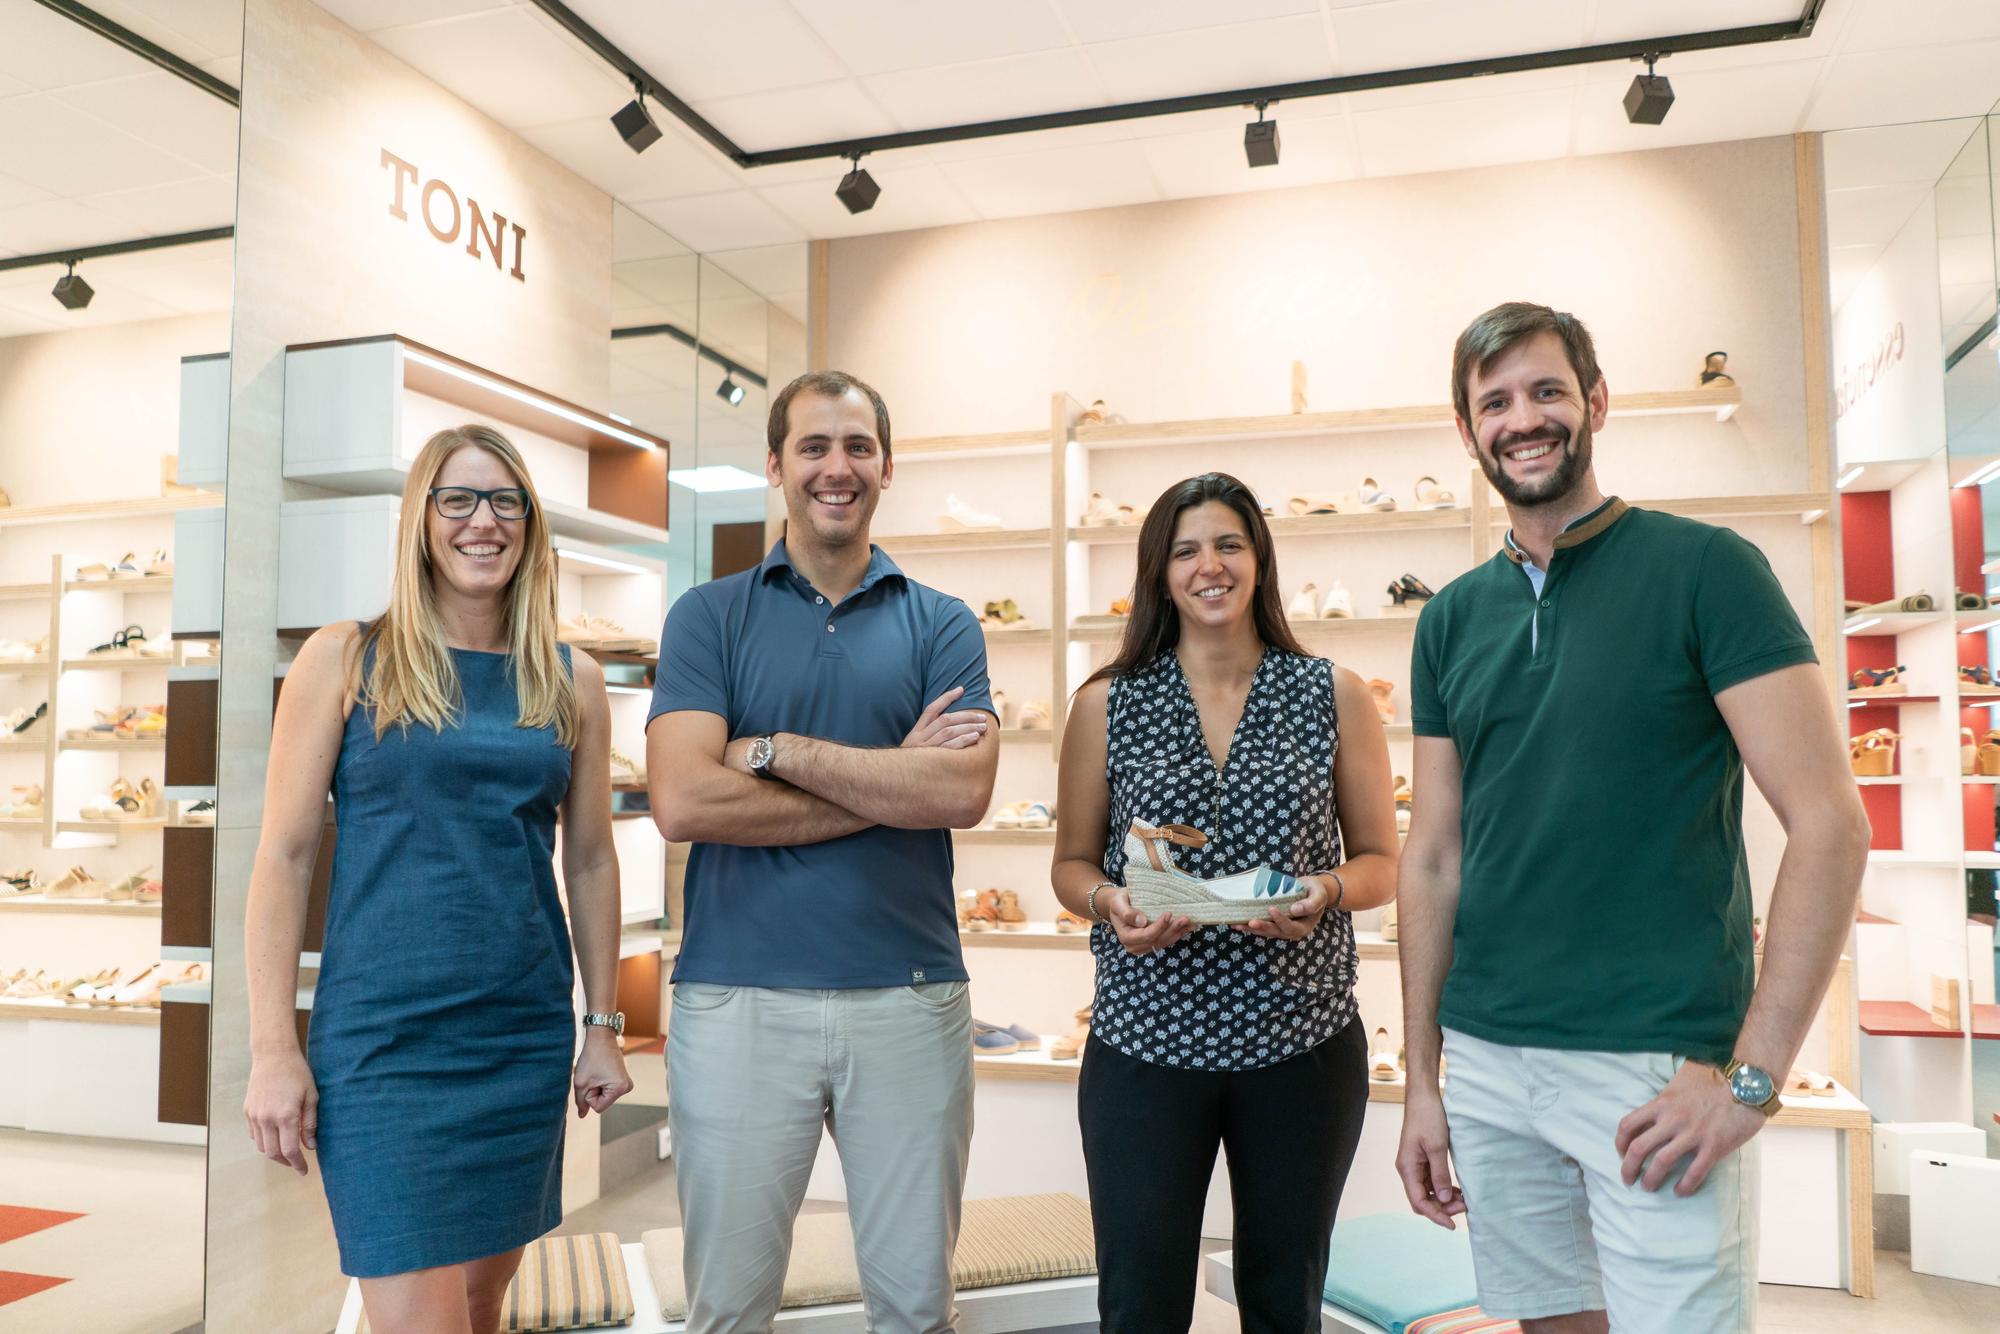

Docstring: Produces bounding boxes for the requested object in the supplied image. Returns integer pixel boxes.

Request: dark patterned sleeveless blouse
[1092,647,1357,1071]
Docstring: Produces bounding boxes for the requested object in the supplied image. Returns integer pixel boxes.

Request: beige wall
[210,2,613,1328]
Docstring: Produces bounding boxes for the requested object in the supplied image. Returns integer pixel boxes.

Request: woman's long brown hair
[1086,472,1306,687]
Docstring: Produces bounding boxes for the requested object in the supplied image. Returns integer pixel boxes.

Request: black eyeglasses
[429,486,532,521]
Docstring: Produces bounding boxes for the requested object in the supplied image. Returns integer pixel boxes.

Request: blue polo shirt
[649,540,993,988]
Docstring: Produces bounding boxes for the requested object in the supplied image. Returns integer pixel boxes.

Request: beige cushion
[643,1193,1096,1320]
[357,1232,633,1333]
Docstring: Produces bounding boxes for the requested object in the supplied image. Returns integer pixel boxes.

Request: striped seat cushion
[359,1233,632,1333]
[1405,1307,1521,1333]
[642,1192,1096,1319]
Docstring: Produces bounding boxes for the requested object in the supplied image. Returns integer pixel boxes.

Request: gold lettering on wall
[381,148,527,283]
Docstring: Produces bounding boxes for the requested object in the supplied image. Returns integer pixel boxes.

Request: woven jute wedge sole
[1123,820,1306,925]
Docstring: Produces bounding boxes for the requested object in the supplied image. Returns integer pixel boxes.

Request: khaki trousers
[666,981,974,1334]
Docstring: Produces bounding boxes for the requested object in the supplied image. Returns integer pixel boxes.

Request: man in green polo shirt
[1394,302,1868,1333]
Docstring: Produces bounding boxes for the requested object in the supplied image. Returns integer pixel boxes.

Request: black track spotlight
[1244,101,1280,168]
[716,374,745,406]
[1624,54,1673,125]
[612,79,663,154]
[835,154,880,214]
[51,261,92,311]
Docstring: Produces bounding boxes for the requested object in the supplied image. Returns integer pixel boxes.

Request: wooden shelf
[1070,508,1470,545]
[0,818,46,831]
[1966,776,2000,785]
[0,997,160,1026]
[897,430,1049,460]
[983,626,1051,646]
[877,528,1053,555]
[0,735,47,749]
[1857,1000,1963,1038]
[56,820,165,835]
[1071,385,1740,449]
[1070,614,1421,644]
[1645,492,1831,521]
[0,659,50,674]
[0,582,51,602]
[61,737,166,752]
[0,894,161,916]
[998,728,1052,744]
[582,647,657,668]
[64,576,173,593]
[1847,694,1942,707]
[0,494,219,529]
[1843,611,1947,636]
[960,924,1089,949]
[61,657,172,672]
[955,826,1056,845]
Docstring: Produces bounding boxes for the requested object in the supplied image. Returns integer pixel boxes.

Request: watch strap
[583,1011,624,1036]
[1722,1059,1783,1118]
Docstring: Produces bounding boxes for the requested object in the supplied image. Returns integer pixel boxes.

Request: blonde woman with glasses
[243,425,632,1334]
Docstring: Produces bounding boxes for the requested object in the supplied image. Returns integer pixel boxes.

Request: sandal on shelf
[1015,801,1054,830]
[1393,774,1413,833]
[1979,731,2000,779]
[74,561,111,582]
[1965,728,1979,777]
[995,890,1028,931]
[1319,582,1354,619]
[1848,665,1907,696]
[991,802,1029,830]
[1108,596,1132,617]
[1050,1005,1092,1060]
[981,599,1030,630]
[108,553,142,581]
[1288,494,1341,516]
[1962,664,2000,697]
[1356,478,1397,512]
[1081,492,1121,527]
[135,877,163,904]
[1369,679,1397,725]
[2,784,44,819]
[1959,588,1992,611]
[143,549,173,578]
[1413,476,1457,509]
[1849,729,1901,778]
[1017,700,1051,731]
[1054,908,1092,934]
[1120,819,1306,925]
[1370,1026,1401,1082]
[938,493,1003,533]
[102,868,152,903]
[972,1025,1021,1056]
[45,866,102,900]
[1078,400,1108,427]
[1288,583,1320,619]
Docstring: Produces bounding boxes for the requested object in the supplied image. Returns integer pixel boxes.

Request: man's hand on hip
[1615,1060,1767,1196]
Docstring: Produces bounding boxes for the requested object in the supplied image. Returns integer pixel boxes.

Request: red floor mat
[0,1206,83,1246]
[0,1271,70,1307]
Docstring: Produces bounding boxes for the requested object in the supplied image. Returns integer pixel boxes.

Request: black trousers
[1078,1017,1369,1333]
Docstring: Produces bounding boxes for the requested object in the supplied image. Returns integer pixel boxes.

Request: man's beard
[1478,419,1593,508]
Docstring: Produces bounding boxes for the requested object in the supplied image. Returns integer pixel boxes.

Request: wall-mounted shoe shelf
[0,895,162,917]
[0,494,219,530]
[1842,611,1947,636]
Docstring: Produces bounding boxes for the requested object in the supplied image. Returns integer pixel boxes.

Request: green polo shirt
[1410,499,1815,1064]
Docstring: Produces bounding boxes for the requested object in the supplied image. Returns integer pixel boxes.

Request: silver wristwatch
[583,1011,625,1037]
[747,734,778,780]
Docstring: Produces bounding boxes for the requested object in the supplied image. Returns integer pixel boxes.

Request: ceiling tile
[615,254,703,307]
[78,175,237,235]
[518,116,739,202]
[1056,0,1318,45]
[0,3,157,91]
[921,105,1237,164]
[55,73,239,176]
[702,244,809,301]
[0,95,209,198]
[113,253,235,313]
[1588,1,1807,46]
[1824,118,1983,192]
[561,1,845,103]
[1351,86,1575,179]
[691,79,899,154]
[864,48,1106,129]
[784,0,1072,77]
[88,0,245,61]
[0,170,54,214]
[1332,0,1590,76]
[1084,14,1333,104]
[1805,39,2000,131]
[613,203,694,261]
[314,1,516,34]
[369,8,627,131]
[0,197,133,255]
[1839,0,2000,53]
[0,274,181,326]
[0,307,61,337]
[627,190,807,253]
[1138,113,1358,200]
[1345,64,1581,114]
[937,141,1163,220]
[759,160,980,238]
[1572,59,1822,158]
[1824,183,1936,250]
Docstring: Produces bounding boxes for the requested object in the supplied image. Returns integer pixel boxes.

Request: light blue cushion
[1323,1213,1480,1332]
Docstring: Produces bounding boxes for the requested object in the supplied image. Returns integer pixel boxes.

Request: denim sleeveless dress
[308,639,576,1277]
[1093,648,1358,1071]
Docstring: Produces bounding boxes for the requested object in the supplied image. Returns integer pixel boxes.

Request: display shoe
[972,1025,1021,1056]
[1961,664,2000,697]
[3,970,51,998]
[1848,666,1907,696]
[556,613,653,653]
[1120,819,1305,925]
[0,638,44,664]
[1369,679,1397,725]
[1320,582,1354,619]
[68,968,121,1003]
[183,800,216,826]
[74,560,111,582]
[981,598,1031,629]
[1288,583,1320,620]
[143,549,173,578]
[80,779,132,821]
[1849,728,1901,778]
[609,747,646,787]
[1413,476,1457,509]
[4,702,46,735]
[1393,774,1413,833]
[1288,494,1342,516]
[938,493,1003,533]
[1396,574,1437,604]
[1050,1005,1092,1060]
[109,777,162,821]
[1014,801,1054,830]
[134,877,163,904]
[1356,478,1397,512]
[995,889,1029,931]
[1017,700,1051,731]
[991,802,1029,830]
[107,552,143,580]
[101,869,152,903]
[976,1019,1040,1051]
[992,689,1013,727]
[1078,399,1108,427]
[1965,727,1979,777]
[1054,908,1093,934]
[1109,595,1132,617]
[2,784,44,819]
[2,867,38,895]
[1369,1026,1401,1082]
[1979,731,2000,778]
[1379,897,1398,942]
[1081,492,1122,527]
[1787,1069,1836,1098]
[103,964,161,1007]
[66,707,131,740]
[46,866,102,900]
[956,888,989,932]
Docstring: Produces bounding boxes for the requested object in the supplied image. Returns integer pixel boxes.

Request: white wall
[1835,196,1947,466]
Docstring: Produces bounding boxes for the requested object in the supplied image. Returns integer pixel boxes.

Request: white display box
[171,506,225,636]
[278,495,402,631]
[176,352,229,488]
[1910,1153,2000,1286]
[0,1009,204,1145]
[1874,1121,1987,1194]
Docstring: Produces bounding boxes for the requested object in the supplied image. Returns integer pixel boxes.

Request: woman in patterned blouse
[1053,471,1400,1333]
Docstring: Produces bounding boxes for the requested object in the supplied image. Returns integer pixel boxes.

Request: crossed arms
[647,689,999,847]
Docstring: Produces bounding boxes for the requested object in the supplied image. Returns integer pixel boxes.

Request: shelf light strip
[1960,617,2000,636]
[605,684,651,697]
[554,547,650,575]
[401,347,658,451]
[1835,465,1864,489]
[1842,617,1882,635]
[1959,458,2000,489]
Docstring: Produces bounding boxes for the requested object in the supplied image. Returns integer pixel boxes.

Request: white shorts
[1440,1027,1758,1331]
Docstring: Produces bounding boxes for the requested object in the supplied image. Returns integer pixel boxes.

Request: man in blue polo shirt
[1394,304,1868,1332]
[647,370,999,1333]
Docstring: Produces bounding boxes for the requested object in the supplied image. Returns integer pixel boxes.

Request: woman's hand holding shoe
[244,1047,319,1177]
[573,1031,635,1118]
[1235,874,1333,941]
[1101,885,1196,955]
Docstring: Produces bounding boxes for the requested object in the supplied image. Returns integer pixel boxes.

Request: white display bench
[333,1241,1098,1334]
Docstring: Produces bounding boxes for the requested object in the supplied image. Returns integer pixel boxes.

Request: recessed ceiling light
[668,464,767,493]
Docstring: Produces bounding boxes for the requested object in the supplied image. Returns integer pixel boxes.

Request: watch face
[1729,1064,1774,1106]
[749,737,772,769]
